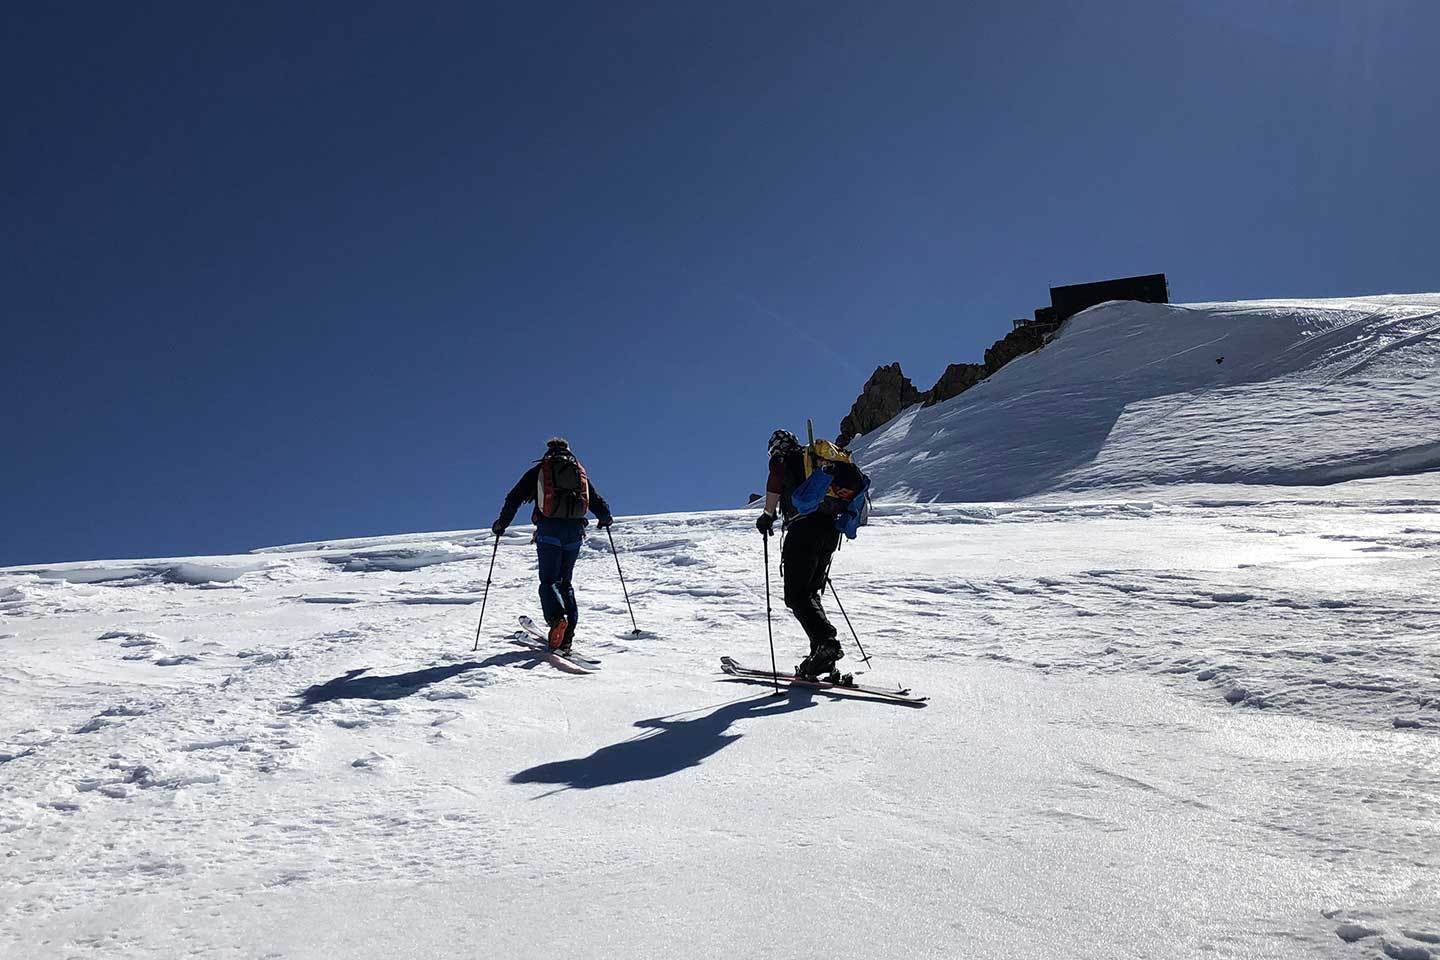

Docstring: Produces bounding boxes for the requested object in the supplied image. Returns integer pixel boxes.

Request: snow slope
[3,480,1439,959]
[4,293,1439,959]
[852,294,1440,502]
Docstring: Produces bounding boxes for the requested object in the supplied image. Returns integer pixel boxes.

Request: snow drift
[852,294,1440,502]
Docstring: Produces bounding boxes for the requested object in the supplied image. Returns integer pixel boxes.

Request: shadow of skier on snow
[510,692,816,793]
[299,652,529,705]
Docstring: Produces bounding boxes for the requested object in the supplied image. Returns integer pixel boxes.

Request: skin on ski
[509,637,595,674]
[719,657,928,704]
[517,615,602,668]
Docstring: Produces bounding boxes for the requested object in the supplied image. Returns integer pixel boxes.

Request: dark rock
[838,316,1060,438]
[839,363,924,438]
[982,325,1046,376]
[924,363,985,406]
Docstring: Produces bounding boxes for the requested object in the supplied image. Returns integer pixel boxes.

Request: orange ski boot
[548,617,569,651]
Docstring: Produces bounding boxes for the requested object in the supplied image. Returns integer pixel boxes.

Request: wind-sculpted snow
[9,557,274,586]
[852,294,1440,502]
[0,480,1437,958]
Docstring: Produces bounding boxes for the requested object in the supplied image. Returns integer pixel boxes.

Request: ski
[509,636,595,674]
[720,656,927,704]
[517,615,603,669]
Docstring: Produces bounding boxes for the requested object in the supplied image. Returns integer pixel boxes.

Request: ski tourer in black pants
[781,512,841,662]
[758,431,845,678]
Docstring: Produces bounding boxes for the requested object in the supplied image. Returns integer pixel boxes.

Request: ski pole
[763,532,780,695]
[471,534,501,652]
[605,526,641,636]
[827,576,871,667]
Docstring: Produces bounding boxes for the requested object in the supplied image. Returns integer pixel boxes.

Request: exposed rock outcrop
[838,363,923,440]
[840,325,1054,438]
[923,363,985,407]
[837,274,1171,440]
[982,325,1047,375]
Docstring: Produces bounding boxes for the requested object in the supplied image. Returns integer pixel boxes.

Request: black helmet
[768,429,800,458]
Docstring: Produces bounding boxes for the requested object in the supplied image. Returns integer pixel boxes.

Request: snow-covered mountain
[853,294,1440,502]
[3,293,1439,959]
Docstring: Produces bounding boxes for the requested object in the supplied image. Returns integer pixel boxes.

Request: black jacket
[496,462,612,530]
[766,451,808,521]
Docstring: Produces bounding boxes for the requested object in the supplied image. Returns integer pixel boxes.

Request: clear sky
[4,0,1437,566]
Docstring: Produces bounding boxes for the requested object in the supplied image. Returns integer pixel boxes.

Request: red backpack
[536,452,590,519]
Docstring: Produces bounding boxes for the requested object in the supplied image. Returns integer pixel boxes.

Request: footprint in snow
[180,738,249,752]
[1336,923,1380,943]
[155,655,200,666]
[117,634,162,648]
[351,752,388,770]
[102,630,167,659]
[100,704,151,718]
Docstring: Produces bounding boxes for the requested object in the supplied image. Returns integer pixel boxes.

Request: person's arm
[762,457,785,516]
[756,457,784,534]
[493,464,540,533]
[588,480,613,527]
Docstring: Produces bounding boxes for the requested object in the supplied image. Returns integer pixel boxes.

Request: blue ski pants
[536,526,582,632]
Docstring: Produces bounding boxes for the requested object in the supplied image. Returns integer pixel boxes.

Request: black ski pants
[781,514,840,649]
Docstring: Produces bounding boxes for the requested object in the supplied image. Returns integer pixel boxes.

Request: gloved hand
[756,512,775,536]
[596,515,613,530]
[491,519,506,537]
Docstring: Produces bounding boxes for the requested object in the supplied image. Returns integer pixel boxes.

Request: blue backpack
[789,445,871,539]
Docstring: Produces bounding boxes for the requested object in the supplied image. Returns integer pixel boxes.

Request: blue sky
[4,0,1437,565]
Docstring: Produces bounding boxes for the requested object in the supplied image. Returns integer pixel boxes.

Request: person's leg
[781,519,833,646]
[805,530,843,672]
[807,529,838,635]
[557,543,580,644]
[536,540,565,627]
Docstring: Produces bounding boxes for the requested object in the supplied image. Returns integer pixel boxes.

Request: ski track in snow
[2,483,1439,959]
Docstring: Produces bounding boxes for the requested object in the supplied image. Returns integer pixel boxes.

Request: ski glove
[596,515,613,529]
[756,512,775,536]
[491,519,506,537]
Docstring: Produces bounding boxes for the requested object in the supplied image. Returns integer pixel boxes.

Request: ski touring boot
[548,617,569,651]
[797,638,843,682]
